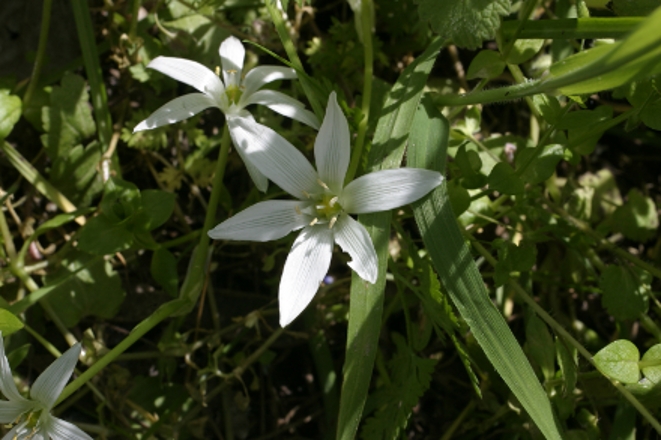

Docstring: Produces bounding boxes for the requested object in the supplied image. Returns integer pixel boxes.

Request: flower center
[304,180,343,229]
[225,84,243,105]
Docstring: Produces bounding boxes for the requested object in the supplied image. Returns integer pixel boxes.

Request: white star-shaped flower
[0,334,92,440]
[209,92,444,326]
[134,36,319,191]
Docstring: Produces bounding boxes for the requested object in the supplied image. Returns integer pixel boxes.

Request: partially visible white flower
[209,92,444,326]
[134,36,320,191]
[0,334,92,440]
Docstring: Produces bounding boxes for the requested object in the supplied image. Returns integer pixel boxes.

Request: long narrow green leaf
[409,97,563,440]
[500,17,643,40]
[71,0,113,152]
[337,37,444,440]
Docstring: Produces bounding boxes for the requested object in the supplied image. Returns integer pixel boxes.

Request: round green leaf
[593,340,640,384]
[506,39,544,65]
[641,344,661,384]
[467,50,505,79]
[487,162,524,195]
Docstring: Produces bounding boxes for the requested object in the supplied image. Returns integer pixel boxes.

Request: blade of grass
[409,97,563,440]
[336,36,444,440]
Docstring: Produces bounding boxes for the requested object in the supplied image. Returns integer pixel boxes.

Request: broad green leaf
[558,106,612,156]
[532,94,563,125]
[641,344,661,384]
[556,337,578,395]
[611,189,659,242]
[494,240,537,286]
[151,248,179,297]
[338,37,444,440]
[0,90,21,139]
[133,190,176,232]
[488,162,524,195]
[467,50,505,80]
[361,333,436,439]
[609,402,637,440]
[77,214,134,255]
[446,180,471,216]
[593,340,640,384]
[100,177,142,223]
[516,144,564,185]
[525,311,555,381]
[599,265,648,321]
[506,39,545,65]
[409,98,563,440]
[43,250,125,327]
[0,309,24,335]
[7,344,31,370]
[417,0,511,50]
[49,141,104,207]
[41,72,96,159]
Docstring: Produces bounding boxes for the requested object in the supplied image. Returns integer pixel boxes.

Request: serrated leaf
[0,309,24,335]
[641,344,661,384]
[41,72,96,158]
[361,333,436,440]
[593,340,640,384]
[417,0,511,50]
[43,250,125,327]
[488,162,524,195]
[611,188,659,242]
[599,265,648,321]
[467,50,506,80]
[0,90,21,139]
[151,248,179,297]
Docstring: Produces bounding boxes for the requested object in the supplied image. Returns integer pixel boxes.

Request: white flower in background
[209,92,444,326]
[134,35,320,191]
[0,334,91,440]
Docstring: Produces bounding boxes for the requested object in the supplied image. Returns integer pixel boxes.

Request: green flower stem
[467,236,661,434]
[59,124,232,404]
[22,0,52,108]
[547,202,661,280]
[177,123,231,309]
[265,0,323,118]
[0,198,17,261]
[345,0,374,184]
[57,298,188,404]
[0,142,83,225]
[500,17,643,40]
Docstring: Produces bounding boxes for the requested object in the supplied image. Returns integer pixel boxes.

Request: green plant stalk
[548,203,661,280]
[0,200,17,261]
[59,124,232,403]
[129,0,141,41]
[345,0,374,184]
[0,142,82,224]
[499,0,538,60]
[71,0,113,152]
[177,124,231,310]
[500,17,643,40]
[22,0,53,108]
[265,0,323,118]
[467,237,661,434]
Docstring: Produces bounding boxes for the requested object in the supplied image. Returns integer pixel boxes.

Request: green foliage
[599,265,649,321]
[467,50,505,80]
[361,333,437,440]
[493,239,537,286]
[0,90,21,139]
[488,162,524,195]
[417,0,511,49]
[0,309,24,335]
[151,248,179,297]
[594,340,640,384]
[611,189,659,241]
[42,250,125,327]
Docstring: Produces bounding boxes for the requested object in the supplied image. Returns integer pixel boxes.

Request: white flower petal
[0,401,34,424]
[219,36,245,88]
[133,93,218,132]
[315,92,350,194]
[148,57,225,102]
[242,90,320,129]
[0,333,29,403]
[227,117,319,199]
[234,145,270,192]
[340,168,444,214]
[333,215,378,283]
[41,415,93,440]
[208,201,310,242]
[242,66,297,96]
[30,344,81,410]
[279,226,334,326]
[1,420,27,440]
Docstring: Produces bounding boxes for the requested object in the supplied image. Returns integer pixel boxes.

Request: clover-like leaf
[641,344,661,384]
[593,340,640,384]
